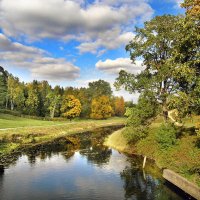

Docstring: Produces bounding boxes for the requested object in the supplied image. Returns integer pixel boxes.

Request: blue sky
[0,0,184,101]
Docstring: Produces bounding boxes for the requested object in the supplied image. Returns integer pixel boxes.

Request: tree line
[0,70,125,120]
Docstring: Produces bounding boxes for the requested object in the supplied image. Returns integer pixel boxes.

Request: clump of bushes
[155,123,177,149]
[122,126,148,144]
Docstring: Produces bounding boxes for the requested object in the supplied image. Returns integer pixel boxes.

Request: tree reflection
[80,145,112,166]
[120,165,183,200]
[62,151,75,161]
[0,169,4,193]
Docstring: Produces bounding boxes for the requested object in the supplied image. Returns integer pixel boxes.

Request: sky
[0,0,184,101]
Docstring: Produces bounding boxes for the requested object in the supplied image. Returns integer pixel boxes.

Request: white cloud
[96,58,145,75]
[77,28,134,54]
[0,33,80,81]
[0,0,153,54]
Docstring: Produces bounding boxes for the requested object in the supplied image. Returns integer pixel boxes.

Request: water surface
[0,127,193,200]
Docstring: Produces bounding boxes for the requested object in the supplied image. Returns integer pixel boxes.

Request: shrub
[156,123,177,149]
[122,126,148,144]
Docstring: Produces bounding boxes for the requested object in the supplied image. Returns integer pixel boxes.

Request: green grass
[104,115,200,186]
[104,128,130,152]
[0,113,68,129]
[0,113,126,129]
[0,113,125,156]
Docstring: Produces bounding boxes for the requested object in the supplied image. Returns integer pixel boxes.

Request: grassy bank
[0,114,125,156]
[104,115,200,187]
[104,128,129,152]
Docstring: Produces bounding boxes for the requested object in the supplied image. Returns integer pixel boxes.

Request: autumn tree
[114,97,125,116]
[61,95,81,120]
[181,0,200,18]
[90,96,113,119]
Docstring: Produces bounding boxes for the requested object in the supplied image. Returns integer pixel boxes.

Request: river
[0,127,193,200]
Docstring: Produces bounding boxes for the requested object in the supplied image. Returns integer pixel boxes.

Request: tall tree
[115,15,196,121]
[46,91,61,118]
[88,80,112,98]
[38,81,51,116]
[7,76,25,111]
[0,67,7,107]
[25,82,39,116]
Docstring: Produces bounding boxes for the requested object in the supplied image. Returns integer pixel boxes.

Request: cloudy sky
[0,0,184,101]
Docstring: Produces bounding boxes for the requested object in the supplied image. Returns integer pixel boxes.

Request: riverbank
[104,116,200,188]
[0,115,125,157]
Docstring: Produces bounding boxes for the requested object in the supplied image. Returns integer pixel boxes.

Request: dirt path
[168,109,183,127]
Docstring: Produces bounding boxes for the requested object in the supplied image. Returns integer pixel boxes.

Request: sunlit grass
[0,114,125,155]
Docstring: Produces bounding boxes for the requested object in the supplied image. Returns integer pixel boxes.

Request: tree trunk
[162,102,168,123]
[51,104,56,119]
[10,99,14,111]
[5,97,8,109]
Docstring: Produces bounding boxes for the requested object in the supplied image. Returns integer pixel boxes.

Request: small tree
[114,97,125,117]
[61,95,81,120]
[46,91,61,118]
[90,96,113,119]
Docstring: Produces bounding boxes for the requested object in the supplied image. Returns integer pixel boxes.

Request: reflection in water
[120,165,180,200]
[0,127,192,200]
[0,170,4,191]
[80,146,112,166]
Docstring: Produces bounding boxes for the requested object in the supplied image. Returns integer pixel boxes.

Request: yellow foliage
[90,95,113,119]
[61,95,81,120]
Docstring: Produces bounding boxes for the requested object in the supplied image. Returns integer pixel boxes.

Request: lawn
[0,113,68,129]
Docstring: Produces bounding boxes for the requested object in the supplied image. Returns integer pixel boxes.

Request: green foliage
[125,101,135,109]
[46,91,61,118]
[155,124,177,149]
[168,92,192,119]
[0,67,7,107]
[115,14,199,122]
[25,82,40,115]
[90,96,113,119]
[125,91,158,127]
[7,76,25,111]
[88,80,112,98]
[122,126,148,144]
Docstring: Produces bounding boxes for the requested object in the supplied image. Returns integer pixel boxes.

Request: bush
[0,109,22,116]
[122,126,148,144]
[156,123,177,149]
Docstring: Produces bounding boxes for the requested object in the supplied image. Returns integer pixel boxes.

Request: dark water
[0,127,193,200]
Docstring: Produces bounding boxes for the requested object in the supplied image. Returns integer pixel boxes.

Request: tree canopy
[115,14,199,120]
[61,95,82,120]
[90,96,113,119]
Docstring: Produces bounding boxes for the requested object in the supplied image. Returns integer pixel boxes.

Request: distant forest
[0,67,127,120]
